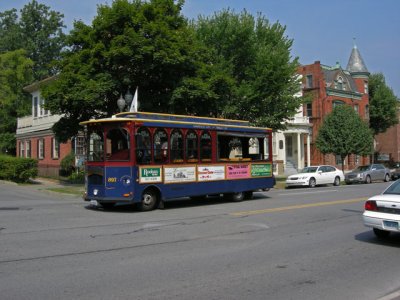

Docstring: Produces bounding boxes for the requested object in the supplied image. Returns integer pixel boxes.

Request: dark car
[345,164,391,184]
[389,162,400,180]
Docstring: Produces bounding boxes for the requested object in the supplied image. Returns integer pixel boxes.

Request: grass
[46,186,85,196]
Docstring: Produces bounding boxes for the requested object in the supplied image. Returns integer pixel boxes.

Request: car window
[326,166,335,172]
[384,181,400,195]
[302,167,318,173]
[356,165,370,172]
[375,164,384,170]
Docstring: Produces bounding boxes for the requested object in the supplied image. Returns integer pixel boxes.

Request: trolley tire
[139,189,159,211]
[226,192,244,202]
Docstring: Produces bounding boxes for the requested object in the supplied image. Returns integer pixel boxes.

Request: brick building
[297,44,370,170]
[374,106,400,163]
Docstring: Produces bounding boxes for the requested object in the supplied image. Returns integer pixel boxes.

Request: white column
[297,132,301,171]
[307,132,311,167]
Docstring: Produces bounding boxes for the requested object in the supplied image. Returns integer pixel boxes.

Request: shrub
[0,155,38,183]
[68,170,85,184]
[60,152,75,176]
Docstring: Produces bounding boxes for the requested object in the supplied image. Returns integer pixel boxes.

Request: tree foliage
[0,50,33,153]
[43,0,200,142]
[316,105,373,171]
[186,9,302,130]
[0,0,66,80]
[368,73,398,136]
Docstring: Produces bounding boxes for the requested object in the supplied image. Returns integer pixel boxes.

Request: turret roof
[346,44,369,74]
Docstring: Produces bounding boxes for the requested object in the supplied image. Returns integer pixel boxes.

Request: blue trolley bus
[81,112,275,211]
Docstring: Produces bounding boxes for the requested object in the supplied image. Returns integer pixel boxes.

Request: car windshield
[354,165,370,172]
[383,181,400,195]
[301,167,318,173]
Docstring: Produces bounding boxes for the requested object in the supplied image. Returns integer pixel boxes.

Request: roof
[80,112,272,133]
[346,45,369,74]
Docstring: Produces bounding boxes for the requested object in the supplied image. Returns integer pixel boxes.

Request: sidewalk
[26,177,85,196]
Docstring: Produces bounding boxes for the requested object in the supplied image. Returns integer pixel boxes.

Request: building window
[19,141,24,157]
[40,97,49,116]
[33,96,38,117]
[25,140,31,158]
[74,136,85,156]
[364,81,368,94]
[355,155,360,165]
[306,75,313,88]
[306,103,312,117]
[365,105,369,119]
[333,100,345,109]
[38,139,44,159]
[336,77,343,90]
[354,104,359,114]
[52,138,60,159]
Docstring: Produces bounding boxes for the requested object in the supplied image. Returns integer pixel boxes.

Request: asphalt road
[1,181,400,300]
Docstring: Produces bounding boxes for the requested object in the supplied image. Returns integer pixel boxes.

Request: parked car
[389,162,400,180]
[363,179,400,238]
[345,164,391,184]
[286,165,344,188]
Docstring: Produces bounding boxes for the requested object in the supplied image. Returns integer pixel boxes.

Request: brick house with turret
[297,44,371,170]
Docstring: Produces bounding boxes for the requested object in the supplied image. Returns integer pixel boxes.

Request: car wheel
[373,228,390,239]
[333,176,340,186]
[365,175,371,184]
[309,177,316,188]
[139,189,159,211]
[384,174,390,182]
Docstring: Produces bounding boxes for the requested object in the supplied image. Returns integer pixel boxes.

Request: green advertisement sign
[140,167,162,183]
[251,164,271,177]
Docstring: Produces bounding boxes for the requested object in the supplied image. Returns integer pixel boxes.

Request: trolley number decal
[107,177,117,183]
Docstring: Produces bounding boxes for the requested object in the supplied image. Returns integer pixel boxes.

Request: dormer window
[336,77,343,90]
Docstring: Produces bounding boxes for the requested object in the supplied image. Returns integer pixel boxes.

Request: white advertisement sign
[197,165,225,181]
[164,166,196,183]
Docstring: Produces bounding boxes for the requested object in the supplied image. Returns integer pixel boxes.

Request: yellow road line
[230,197,368,217]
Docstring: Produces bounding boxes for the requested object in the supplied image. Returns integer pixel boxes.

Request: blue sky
[1,0,399,96]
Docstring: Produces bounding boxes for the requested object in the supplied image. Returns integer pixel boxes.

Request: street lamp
[117,94,126,112]
[116,88,134,112]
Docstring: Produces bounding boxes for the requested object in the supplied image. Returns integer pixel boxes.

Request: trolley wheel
[139,189,159,211]
[225,192,244,202]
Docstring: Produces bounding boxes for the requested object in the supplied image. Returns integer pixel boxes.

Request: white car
[286,165,345,188]
[363,179,400,238]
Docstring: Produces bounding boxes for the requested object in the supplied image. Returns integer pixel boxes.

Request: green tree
[0,0,66,80]
[0,49,33,154]
[316,105,373,171]
[368,73,398,136]
[43,0,201,142]
[186,9,302,130]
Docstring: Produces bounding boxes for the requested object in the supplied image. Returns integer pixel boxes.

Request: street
[1,181,400,300]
